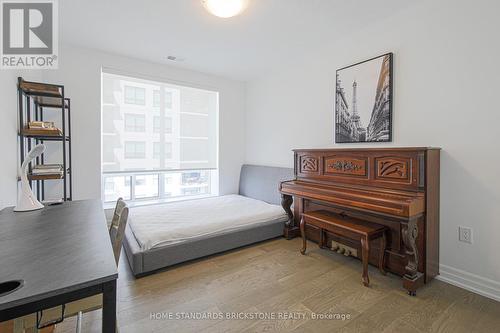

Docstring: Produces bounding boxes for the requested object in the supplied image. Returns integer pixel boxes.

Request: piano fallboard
[280,180,425,218]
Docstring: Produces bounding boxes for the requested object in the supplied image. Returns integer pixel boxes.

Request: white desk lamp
[14,144,46,212]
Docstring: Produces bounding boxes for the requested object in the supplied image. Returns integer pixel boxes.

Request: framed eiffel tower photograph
[335,53,393,143]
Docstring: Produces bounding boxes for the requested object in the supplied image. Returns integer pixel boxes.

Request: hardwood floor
[54,238,500,333]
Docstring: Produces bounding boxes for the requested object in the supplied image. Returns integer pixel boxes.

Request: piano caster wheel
[408,291,416,297]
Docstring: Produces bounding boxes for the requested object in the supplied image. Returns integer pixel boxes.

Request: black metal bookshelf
[18,77,72,202]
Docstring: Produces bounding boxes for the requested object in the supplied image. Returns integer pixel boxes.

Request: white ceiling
[60,0,414,81]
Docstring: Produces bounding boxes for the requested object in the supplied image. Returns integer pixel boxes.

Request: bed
[123,164,294,276]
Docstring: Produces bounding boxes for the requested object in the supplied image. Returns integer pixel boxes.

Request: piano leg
[281,194,299,239]
[300,216,306,255]
[402,218,424,295]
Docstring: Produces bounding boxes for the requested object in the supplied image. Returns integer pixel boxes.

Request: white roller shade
[102,72,218,172]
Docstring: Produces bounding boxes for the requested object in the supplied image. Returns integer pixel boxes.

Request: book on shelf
[33,164,62,169]
[28,121,56,129]
[22,127,62,136]
[32,169,63,175]
[31,171,64,176]
[32,164,64,175]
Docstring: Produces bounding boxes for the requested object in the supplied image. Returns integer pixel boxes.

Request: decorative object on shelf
[18,77,72,202]
[202,0,248,18]
[335,53,393,143]
[15,144,46,212]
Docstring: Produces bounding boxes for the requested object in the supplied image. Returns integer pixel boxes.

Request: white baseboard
[436,264,500,302]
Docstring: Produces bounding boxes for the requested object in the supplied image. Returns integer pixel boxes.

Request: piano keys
[279,147,440,295]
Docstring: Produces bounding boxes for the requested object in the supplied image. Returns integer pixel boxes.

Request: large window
[102,72,219,205]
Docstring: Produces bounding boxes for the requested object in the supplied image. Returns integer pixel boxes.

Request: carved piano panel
[374,156,416,186]
[294,149,424,191]
[324,156,368,177]
[299,155,319,174]
[280,147,440,296]
[376,157,409,179]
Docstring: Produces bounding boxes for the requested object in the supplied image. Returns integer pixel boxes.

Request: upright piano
[279,148,440,295]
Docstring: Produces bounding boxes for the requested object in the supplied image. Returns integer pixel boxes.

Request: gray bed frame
[123,164,294,277]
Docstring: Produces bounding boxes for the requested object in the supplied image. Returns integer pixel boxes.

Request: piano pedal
[331,241,357,257]
[408,290,417,297]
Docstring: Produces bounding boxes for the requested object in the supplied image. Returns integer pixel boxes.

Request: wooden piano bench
[300,210,387,287]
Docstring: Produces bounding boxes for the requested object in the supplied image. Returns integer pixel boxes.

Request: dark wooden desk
[0,200,118,332]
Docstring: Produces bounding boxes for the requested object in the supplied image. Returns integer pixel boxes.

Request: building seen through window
[102,72,219,205]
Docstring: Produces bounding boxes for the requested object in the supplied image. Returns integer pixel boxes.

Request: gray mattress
[123,164,294,276]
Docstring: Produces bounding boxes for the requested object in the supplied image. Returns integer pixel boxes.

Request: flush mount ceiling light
[202,0,249,18]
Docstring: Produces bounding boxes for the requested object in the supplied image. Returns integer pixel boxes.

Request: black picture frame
[335,52,393,143]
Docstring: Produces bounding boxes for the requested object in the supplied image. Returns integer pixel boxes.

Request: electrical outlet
[459,226,473,244]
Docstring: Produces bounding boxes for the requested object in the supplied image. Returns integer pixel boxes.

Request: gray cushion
[238,164,294,205]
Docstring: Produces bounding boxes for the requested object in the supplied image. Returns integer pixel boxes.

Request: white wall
[40,45,246,200]
[245,0,500,298]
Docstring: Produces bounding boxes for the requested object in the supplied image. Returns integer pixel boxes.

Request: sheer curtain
[101,71,219,204]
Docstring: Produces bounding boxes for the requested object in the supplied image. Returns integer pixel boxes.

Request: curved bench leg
[379,232,387,275]
[361,236,370,287]
[300,217,306,255]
